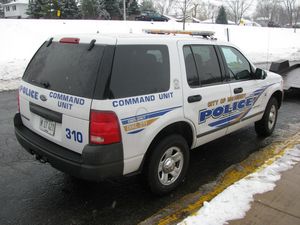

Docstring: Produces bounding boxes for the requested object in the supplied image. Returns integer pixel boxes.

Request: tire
[255,97,278,137]
[146,135,190,195]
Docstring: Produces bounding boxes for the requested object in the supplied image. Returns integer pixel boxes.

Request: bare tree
[282,0,296,25]
[282,0,300,26]
[197,1,219,21]
[255,0,281,21]
[191,1,200,17]
[174,0,194,29]
[225,0,254,24]
[294,6,300,25]
[153,0,176,14]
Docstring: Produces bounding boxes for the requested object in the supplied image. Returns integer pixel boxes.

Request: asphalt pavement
[0,89,299,225]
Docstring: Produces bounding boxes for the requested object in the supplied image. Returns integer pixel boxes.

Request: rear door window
[109,45,170,98]
[23,42,105,98]
[183,45,222,87]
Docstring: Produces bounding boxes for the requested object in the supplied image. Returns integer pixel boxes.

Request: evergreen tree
[128,0,139,15]
[27,0,45,18]
[216,6,228,24]
[59,0,81,19]
[42,0,60,18]
[105,0,120,18]
[140,0,154,12]
[81,0,109,19]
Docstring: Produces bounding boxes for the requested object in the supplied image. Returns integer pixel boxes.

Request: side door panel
[178,41,232,147]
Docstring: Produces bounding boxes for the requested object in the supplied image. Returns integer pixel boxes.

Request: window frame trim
[107,44,171,99]
[218,45,255,83]
[183,44,226,88]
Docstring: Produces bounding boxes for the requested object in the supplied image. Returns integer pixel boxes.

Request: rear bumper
[14,113,124,181]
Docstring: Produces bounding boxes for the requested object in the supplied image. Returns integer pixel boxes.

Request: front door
[218,45,267,133]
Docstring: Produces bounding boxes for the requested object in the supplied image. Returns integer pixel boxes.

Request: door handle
[234,87,243,94]
[188,95,202,103]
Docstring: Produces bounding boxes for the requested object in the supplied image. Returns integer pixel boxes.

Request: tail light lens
[89,111,121,145]
[17,90,20,112]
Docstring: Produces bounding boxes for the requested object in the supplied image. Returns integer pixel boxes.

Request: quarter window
[109,45,170,98]
[220,46,252,80]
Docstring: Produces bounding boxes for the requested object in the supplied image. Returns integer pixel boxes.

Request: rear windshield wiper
[88,39,96,51]
[40,81,50,88]
[46,37,54,47]
[30,80,50,89]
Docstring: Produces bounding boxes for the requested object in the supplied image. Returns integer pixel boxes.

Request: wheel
[146,135,190,195]
[255,97,278,137]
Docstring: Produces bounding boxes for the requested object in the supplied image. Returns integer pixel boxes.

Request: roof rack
[143,29,216,39]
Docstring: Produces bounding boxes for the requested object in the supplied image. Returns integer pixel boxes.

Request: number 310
[66,128,83,143]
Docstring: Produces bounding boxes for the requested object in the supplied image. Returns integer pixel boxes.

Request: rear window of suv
[108,45,170,99]
[23,41,105,98]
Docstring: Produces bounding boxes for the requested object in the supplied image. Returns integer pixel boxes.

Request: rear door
[178,41,232,147]
[19,37,116,154]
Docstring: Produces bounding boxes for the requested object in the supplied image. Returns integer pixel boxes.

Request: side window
[191,45,222,85]
[109,45,170,98]
[183,45,222,87]
[183,46,199,87]
[220,46,252,80]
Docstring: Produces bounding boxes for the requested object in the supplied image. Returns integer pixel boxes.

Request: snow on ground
[1,19,300,91]
[178,144,300,225]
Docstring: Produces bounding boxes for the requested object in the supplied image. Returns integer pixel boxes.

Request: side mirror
[254,68,267,79]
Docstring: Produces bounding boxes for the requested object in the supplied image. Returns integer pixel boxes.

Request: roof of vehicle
[50,32,233,47]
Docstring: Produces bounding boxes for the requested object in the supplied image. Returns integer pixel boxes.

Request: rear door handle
[188,95,202,103]
[234,87,243,94]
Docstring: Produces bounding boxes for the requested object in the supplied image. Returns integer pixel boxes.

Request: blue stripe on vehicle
[128,129,145,134]
[121,106,182,125]
[209,113,242,127]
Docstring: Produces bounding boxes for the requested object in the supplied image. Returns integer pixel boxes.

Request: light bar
[143,29,215,38]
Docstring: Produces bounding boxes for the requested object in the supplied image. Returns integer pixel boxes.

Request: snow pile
[1,19,300,91]
[178,144,300,225]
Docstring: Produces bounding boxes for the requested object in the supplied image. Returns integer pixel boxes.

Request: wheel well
[271,90,283,109]
[139,121,194,172]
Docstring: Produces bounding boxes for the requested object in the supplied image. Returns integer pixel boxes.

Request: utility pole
[123,0,126,20]
[183,0,186,30]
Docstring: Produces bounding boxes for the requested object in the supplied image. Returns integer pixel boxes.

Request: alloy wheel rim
[268,105,276,130]
[158,146,184,186]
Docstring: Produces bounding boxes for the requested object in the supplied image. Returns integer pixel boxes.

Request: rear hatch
[19,36,115,154]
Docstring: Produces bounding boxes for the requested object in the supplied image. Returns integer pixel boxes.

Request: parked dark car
[135,11,169,22]
[268,21,281,27]
[292,23,300,28]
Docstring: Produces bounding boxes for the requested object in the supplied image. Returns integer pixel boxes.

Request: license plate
[39,117,56,136]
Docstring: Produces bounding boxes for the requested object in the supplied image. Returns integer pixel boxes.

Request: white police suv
[14,30,283,194]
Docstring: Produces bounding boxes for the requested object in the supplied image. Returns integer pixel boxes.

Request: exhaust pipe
[35,154,48,163]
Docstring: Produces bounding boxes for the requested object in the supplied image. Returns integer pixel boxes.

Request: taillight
[17,90,20,112]
[89,111,121,145]
[59,38,80,44]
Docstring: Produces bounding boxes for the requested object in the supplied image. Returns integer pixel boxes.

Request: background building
[3,0,28,18]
